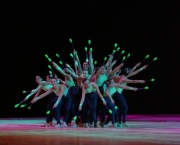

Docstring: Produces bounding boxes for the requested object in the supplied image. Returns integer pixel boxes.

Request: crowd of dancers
[17,40,156,128]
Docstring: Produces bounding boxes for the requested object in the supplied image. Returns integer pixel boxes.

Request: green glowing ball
[56,54,59,57]
[109,110,112,114]
[145,86,149,90]
[14,104,19,108]
[88,40,91,45]
[70,53,73,58]
[116,47,120,51]
[104,57,107,61]
[85,47,87,51]
[22,91,26,93]
[121,50,125,54]
[69,38,73,43]
[114,43,118,48]
[46,111,50,115]
[122,56,126,61]
[145,54,150,59]
[90,48,93,51]
[73,116,77,120]
[20,104,26,108]
[48,65,51,69]
[28,106,31,110]
[49,71,52,74]
[151,79,155,82]
[45,54,49,58]
[48,58,52,62]
[153,57,158,61]
[94,61,97,65]
[115,106,118,109]
[127,53,131,57]
[113,49,115,53]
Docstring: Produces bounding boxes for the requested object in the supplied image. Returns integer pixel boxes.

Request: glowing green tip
[48,65,51,69]
[90,48,93,51]
[73,116,77,120]
[48,58,52,62]
[28,106,31,110]
[45,54,49,58]
[122,56,126,61]
[145,54,150,59]
[109,109,112,114]
[20,104,26,108]
[116,47,120,51]
[94,61,97,65]
[153,57,158,61]
[113,49,116,53]
[151,79,155,82]
[46,111,50,115]
[145,86,149,90]
[14,104,19,108]
[121,50,125,54]
[56,54,59,57]
[49,71,52,74]
[69,38,73,43]
[85,47,87,51]
[114,43,118,48]
[127,53,131,57]
[22,91,26,93]
[115,106,118,109]
[88,40,91,45]
[59,61,63,65]
[104,57,107,61]
[70,53,73,58]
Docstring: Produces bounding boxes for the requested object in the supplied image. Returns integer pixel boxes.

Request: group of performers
[18,41,155,128]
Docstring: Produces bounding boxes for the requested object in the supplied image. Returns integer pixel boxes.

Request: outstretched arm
[24,85,42,100]
[110,83,137,91]
[127,65,148,78]
[124,79,145,84]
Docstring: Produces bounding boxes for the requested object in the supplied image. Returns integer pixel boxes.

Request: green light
[46,111,50,115]
[48,65,51,69]
[28,106,31,110]
[115,106,118,109]
[109,109,112,114]
[153,57,158,61]
[56,54,59,57]
[14,104,19,108]
[145,54,150,59]
[20,104,26,108]
[85,47,87,51]
[88,40,91,45]
[116,47,120,51]
[48,58,52,62]
[22,90,26,93]
[127,53,131,57]
[45,54,49,58]
[90,48,93,51]
[59,61,63,65]
[114,43,118,48]
[49,71,52,74]
[70,53,73,58]
[113,49,116,53]
[69,38,73,43]
[121,50,125,54]
[73,116,77,120]
[151,78,155,82]
[94,61,97,65]
[104,57,107,61]
[122,56,126,61]
[145,86,149,90]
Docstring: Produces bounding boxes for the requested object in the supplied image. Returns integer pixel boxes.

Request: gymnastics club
[121,56,126,63]
[69,38,76,50]
[122,53,131,63]
[70,53,76,62]
[111,43,118,55]
[20,102,32,108]
[14,100,26,108]
[55,54,66,68]
[140,54,150,63]
[45,54,53,63]
[145,78,155,82]
[46,108,54,115]
[22,90,31,93]
[137,86,149,90]
[73,110,80,120]
[84,47,88,62]
[147,57,158,65]
[94,60,97,65]
[103,56,107,65]
[117,50,125,60]
[106,106,112,114]
[88,40,91,48]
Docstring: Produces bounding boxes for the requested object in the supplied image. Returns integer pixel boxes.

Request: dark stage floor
[0,115,180,145]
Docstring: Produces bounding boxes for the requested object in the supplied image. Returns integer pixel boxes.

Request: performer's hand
[65,63,70,68]
[133,88,138,91]
[52,62,59,69]
[110,99,114,104]
[143,65,148,69]
[102,99,107,105]
[141,80,145,83]
[120,63,124,67]
[31,97,38,104]
[112,60,117,66]
[53,102,59,108]
[74,60,78,67]
[136,63,141,67]
[78,106,82,111]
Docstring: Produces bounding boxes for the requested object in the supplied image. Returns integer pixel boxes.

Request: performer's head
[35,76,42,83]
[122,68,131,76]
[82,78,90,88]
[82,62,89,70]
[82,69,89,78]
[50,78,58,87]
[100,65,107,74]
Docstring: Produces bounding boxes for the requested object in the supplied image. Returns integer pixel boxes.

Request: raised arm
[88,50,94,75]
[127,65,148,78]
[74,50,83,75]
[52,62,67,77]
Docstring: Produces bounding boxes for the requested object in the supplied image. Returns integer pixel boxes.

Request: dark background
[1,1,180,118]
